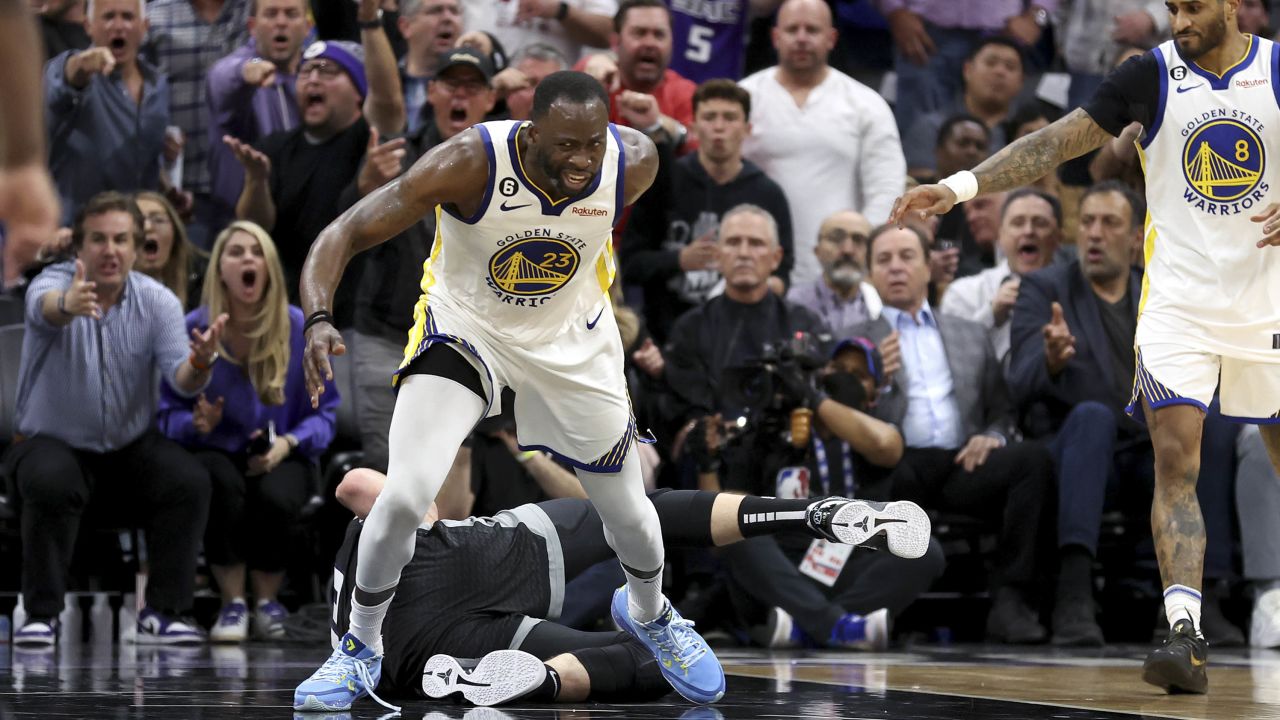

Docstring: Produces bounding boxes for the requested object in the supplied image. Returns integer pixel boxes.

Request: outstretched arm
[299,128,489,401]
[619,125,660,206]
[890,108,1114,224]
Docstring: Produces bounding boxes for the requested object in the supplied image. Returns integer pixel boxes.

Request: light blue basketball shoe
[610,586,726,704]
[293,632,399,713]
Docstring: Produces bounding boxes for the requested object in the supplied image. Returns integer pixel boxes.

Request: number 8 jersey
[411,120,625,348]
[1085,36,1280,362]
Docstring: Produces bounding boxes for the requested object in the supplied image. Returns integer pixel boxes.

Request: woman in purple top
[159,220,339,643]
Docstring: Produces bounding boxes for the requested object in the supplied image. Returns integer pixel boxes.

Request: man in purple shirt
[206,0,312,232]
[873,0,1054,133]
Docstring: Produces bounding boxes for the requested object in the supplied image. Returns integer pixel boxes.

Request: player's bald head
[776,0,832,29]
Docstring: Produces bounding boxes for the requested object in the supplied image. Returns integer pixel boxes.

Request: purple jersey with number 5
[667,0,748,82]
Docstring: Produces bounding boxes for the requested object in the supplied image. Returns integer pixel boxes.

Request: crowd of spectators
[5,0,1280,653]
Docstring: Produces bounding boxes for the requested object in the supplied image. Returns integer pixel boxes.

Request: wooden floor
[5,641,1280,718]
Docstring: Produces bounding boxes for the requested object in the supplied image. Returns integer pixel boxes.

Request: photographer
[664,204,942,649]
[159,222,338,644]
[665,204,902,488]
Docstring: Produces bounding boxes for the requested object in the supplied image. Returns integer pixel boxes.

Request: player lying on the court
[328,467,932,706]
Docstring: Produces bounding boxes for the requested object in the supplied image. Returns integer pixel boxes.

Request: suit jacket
[1006,260,1145,439]
[852,311,1017,445]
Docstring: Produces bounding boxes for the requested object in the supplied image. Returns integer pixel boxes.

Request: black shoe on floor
[985,589,1047,644]
[1051,597,1104,647]
[1201,584,1246,647]
[1142,619,1208,694]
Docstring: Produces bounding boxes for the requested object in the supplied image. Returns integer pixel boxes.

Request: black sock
[1057,545,1094,600]
[737,496,822,538]
[527,664,561,701]
[647,489,716,546]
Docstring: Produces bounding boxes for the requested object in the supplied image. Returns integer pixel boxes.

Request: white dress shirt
[939,259,1015,361]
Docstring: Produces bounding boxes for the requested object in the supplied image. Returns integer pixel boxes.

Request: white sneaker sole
[293,694,351,712]
[829,500,931,559]
[422,649,546,707]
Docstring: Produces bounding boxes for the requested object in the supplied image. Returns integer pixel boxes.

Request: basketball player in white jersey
[891,0,1280,695]
[291,72,726,712]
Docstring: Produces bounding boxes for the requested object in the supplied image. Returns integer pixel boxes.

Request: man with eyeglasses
[224,0,405,328]
[787,210,882,341]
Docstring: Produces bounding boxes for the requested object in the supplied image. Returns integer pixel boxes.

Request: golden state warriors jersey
[1137,36,1280,361]
[416,119,624,347]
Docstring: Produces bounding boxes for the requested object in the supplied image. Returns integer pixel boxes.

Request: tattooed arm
[889,108,1114,224]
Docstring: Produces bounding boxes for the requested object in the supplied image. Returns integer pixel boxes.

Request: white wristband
[939,170,979,203]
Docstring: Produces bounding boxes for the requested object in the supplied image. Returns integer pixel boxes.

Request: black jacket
[1007,260,1146,439]
[622,153,794,344]
[353,121,443,341]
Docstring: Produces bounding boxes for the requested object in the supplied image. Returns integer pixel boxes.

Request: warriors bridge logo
[487,234,581,303]
[1181,114,1268,214]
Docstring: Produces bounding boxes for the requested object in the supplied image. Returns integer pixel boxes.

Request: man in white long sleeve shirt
[739,0,906,291]
[940,188,1061,362]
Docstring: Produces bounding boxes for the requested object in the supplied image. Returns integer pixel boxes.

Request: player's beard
[1176,14,1227,60]
[536,148,593,198]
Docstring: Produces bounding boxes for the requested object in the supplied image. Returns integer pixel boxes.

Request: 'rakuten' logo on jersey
[571,206,608,217]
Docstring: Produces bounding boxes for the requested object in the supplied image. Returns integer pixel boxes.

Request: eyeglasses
[435,76,489,95]
[144,213,171,227]
[819,229,868,246]
[299,60,343,79]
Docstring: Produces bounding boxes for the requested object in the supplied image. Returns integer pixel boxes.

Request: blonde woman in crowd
[159,221,338,643]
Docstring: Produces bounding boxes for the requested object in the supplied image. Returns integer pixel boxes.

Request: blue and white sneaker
[13,618,58,647]
[253,600,288,640]
[293,632,399,713]
[827,608,889,651]
[610,586,725,704]
[210,601,249,643]
[135,608,204,645]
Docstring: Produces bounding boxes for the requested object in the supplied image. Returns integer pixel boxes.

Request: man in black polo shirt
[225,12,406,327]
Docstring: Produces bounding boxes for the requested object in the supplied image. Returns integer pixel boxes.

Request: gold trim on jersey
[398,207,447,383]
[513,124,572,207]
[1192,34,1255,79]
[1135,145,1156,318]
[595,240,616,294]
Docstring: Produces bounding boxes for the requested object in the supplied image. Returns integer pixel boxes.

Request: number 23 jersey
[416,120,625,347]
[1085,36,1280,362]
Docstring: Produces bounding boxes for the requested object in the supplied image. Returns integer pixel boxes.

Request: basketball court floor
[4,643,1280,719]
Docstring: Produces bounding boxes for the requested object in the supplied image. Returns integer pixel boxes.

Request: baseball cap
[831,336,884,386]
[435,47,495,85]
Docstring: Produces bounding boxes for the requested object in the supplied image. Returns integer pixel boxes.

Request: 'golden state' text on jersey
[410,119,624,349]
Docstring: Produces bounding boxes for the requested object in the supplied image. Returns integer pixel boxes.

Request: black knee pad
[572,636,672,702]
